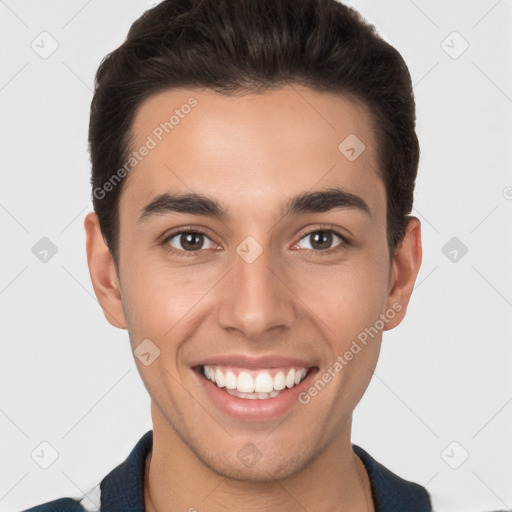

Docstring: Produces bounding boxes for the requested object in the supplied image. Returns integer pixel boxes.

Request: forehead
[120,86,384,221]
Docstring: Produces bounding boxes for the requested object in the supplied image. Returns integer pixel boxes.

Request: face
[86,85,421,482]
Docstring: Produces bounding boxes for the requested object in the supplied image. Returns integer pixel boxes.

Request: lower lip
[194,366,319,422]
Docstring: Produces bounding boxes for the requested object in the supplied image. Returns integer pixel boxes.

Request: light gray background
[1,1,511,511]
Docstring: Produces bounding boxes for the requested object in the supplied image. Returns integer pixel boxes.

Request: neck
[144,407,374,512]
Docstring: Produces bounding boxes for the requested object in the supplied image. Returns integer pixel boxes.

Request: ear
[384,216,422,330]
[84,212,127,329]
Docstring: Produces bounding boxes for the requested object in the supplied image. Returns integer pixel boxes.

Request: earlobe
[384,217,422,330]
[84,212,128,329]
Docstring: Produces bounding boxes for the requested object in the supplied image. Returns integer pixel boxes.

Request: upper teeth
[203,365,309,393]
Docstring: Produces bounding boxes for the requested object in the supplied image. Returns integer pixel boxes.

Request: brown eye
[311,231,333,250]
[167,231,216,252]
[297,230,345,251]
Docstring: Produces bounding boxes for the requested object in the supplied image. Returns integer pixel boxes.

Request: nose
[216,242,297,339]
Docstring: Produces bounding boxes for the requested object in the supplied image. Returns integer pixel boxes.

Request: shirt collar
[353,444,432,511]
[99,430,152,512]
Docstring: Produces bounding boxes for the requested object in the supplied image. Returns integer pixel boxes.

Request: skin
[84,85,422,512]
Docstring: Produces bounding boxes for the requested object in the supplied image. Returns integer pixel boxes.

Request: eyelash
[160,225,351,258]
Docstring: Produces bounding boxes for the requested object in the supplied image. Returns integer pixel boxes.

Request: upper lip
[190,354,318,370]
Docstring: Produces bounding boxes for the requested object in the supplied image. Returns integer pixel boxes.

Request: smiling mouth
[195,364,315,400]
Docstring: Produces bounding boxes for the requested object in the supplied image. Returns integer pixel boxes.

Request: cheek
[289,257,390,343]
[119,256,219,341]
[298,262,388,414]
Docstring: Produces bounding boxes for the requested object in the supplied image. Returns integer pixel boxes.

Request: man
[23,0,430,510]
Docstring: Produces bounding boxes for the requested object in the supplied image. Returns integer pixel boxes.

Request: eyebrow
[137,187,371,223]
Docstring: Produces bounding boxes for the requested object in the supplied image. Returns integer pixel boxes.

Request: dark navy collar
[352,444,432,511]
[98,430,431,512]
[99,430,152,512]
